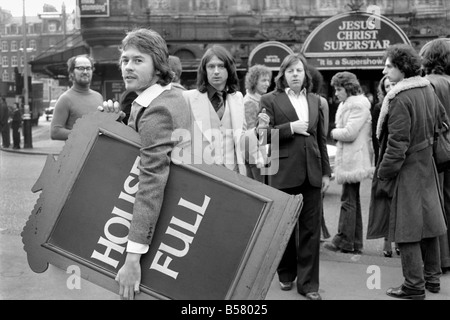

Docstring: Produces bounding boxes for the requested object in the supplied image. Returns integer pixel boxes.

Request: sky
[0,0,76,17]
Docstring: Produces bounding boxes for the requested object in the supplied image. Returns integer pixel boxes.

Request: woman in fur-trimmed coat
[324,72,374,254]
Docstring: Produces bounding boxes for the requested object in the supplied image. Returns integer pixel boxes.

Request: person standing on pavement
[243,64,272,182]
[0,96,11,148]
[260,53,331,300]
[183,45,267,175]
[99,28,192,300]
[51,54,103,141]
[323,72,373,255]
[11,102,22,149]
[367,44,447,300]
[421,38,450,274]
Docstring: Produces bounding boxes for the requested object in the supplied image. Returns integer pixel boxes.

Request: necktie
[214,91,225,120]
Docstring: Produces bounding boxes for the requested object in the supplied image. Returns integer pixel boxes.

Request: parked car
[45,100,57,121]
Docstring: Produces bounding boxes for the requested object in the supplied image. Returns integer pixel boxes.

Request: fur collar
[335,94,370,125]
[376,76,430,139]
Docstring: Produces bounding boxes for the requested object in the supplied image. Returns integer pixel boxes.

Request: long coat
[260,90,331,190]
[331,94,374,184]
[367,76,447,243]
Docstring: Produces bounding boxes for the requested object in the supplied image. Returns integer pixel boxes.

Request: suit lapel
[275,91,299,121]
[227,93,244,133]
[190,91,213,143]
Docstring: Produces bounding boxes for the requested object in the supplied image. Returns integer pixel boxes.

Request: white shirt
[286,88,309,134]
[128,83,172,132]
[126,83,172,255]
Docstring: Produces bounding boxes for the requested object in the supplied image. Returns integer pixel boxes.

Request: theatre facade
[32,0,450,104]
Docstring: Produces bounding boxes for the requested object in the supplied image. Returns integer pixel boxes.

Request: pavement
[1,119,449,301]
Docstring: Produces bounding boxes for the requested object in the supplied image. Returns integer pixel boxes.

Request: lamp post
[22,0,32,148]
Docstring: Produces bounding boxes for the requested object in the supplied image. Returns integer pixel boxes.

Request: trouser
[398,237,441,291]
[1,123,10,147]
[277,179,322,294]
[12,125,20,148]
[332,182,363,251]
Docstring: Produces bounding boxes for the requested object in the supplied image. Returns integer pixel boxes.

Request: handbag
[433,121,450,172]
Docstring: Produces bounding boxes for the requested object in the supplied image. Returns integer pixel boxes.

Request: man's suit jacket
[128,87,192,245]
[183,89,258,176]
[260,90,331,190]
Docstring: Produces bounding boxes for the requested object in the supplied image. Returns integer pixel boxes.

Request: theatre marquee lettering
[302,12,410,70]
[314,56,384,69]
[324,20,390,52]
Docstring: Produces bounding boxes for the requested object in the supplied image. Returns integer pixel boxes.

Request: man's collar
[134,83,172,107]
[207,84,226,100]
[286,87,307,97]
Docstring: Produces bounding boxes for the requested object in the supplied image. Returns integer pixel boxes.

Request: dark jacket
[367,76,447,242]
[260,90,331,190]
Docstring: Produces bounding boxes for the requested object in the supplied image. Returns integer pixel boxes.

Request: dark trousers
[398,237,441,291]
[277,180,322,294]
[1,123,10,147]
[332,182,363,251]
[12,124,20,148]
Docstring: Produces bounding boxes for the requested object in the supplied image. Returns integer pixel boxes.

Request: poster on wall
[21,111,302,300]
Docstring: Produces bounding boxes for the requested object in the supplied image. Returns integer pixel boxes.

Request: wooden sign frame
[22,111,302,300]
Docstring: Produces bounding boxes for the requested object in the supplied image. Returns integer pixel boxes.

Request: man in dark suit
[260,53,331,300]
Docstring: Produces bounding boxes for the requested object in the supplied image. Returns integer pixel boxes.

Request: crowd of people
[9,26,448,300]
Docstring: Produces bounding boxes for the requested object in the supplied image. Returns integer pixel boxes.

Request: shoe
[303,292,322,300]
[279,281,293,291]
[383,250,393,258]
[386,285,425,300]
[425,282,440,293]
[323,242,339,252]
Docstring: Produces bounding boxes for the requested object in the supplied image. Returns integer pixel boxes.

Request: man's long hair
[274,54,312,92]
[196,45,239,94]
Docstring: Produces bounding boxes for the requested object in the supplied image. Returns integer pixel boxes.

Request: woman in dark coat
[367,44,447,300]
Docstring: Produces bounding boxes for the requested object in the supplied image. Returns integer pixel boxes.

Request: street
[0,115,448,300]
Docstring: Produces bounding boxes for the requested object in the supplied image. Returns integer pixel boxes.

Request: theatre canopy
[302,11,410,70]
